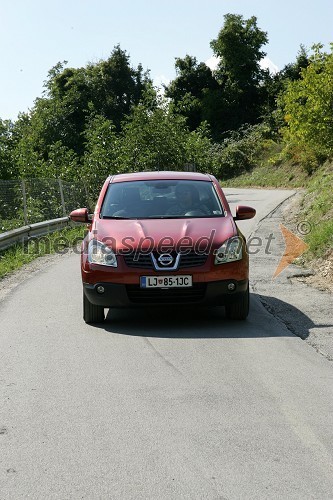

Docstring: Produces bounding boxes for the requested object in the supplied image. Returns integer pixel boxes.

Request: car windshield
[101,179,225,219]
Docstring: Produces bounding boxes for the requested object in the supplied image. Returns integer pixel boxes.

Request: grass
[222,161,310,189]
[306,219,333,257]
[1,218,27,232]
[221,143,311,189]
[301,163,333,257]
[0,225,86,280]
[220,143,333,260]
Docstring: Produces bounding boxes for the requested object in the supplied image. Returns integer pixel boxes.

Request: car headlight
[214,236,243,264]
[88,239,117,267]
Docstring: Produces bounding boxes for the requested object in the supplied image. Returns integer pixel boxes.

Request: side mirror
[69,208,92,223]
[234,205,256,221]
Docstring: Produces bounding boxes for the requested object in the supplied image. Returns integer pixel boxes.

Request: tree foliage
[82,115,120,191]
[211,14,268,86]
[0,119,18,179]
[1,15,331,187]
[165,55,219,130]
[118,99,213,172]
[256,46,310,137]
[12,46,152,172]
[210,14,269,132]
[166,14,269,138]
[279,44,333,170]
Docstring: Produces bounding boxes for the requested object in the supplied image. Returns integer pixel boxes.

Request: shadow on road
[259,294,333,340]
[93,293,322,340]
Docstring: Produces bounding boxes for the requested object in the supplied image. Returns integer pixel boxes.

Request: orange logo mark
[273,224,309,279]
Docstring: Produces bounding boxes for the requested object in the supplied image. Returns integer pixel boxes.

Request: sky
[1,0,333,121]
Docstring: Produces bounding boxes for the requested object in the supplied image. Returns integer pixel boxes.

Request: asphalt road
[1,189,333,500]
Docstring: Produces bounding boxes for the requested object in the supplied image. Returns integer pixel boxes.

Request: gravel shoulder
[250,192,333,361]
[0,249,75,304]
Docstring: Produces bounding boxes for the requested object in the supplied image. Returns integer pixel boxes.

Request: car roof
[110,171,213,183]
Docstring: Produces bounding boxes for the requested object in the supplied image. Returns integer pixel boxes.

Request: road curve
[1,188,333,500]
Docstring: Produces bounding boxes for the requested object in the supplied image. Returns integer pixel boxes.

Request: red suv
[70,172,255,323]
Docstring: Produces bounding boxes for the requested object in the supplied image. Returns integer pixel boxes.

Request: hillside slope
[222,157,333,291]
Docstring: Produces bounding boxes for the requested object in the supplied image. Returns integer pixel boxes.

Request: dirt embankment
[282,192,333,293]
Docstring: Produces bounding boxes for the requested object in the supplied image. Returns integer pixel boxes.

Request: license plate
[140,275,192,288]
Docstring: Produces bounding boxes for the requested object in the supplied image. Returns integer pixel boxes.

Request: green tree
[165,55,219,130]
[117,96,213,172]
[210,14,269,131]
[119,103,188,170]
[44,142,80,180]
[13,46,153,174]
[11,113,44,178]
[267,46,309,106]
[85,46,151,130]
[0,118,18,179]
[83,114,121,190]
[211,14,268,83]
[280,44,333,169]
[260,46,309,134]
[166,14,269,139]
[279,45,309,82]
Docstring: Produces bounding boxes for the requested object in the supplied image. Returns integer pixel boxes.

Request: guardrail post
[83,182,92,212]
[58,178,67,217]
[21,180,28,225]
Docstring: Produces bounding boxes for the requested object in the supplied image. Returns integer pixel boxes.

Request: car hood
[92,217,237,253]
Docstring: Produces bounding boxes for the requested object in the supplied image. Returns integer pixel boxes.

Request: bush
[213,124,270,179]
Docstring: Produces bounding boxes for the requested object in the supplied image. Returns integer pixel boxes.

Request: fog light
[227,283,236,291]
[96,286,105,294]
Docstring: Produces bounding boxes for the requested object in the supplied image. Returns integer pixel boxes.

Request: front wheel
[83,292,105,324]
[225,285,249,320]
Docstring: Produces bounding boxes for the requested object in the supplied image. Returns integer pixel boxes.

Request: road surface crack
[143,337,189,381]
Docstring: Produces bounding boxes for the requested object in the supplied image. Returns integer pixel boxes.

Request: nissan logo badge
[158,254,173,266]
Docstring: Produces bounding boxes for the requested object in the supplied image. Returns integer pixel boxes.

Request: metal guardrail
[0,217,70,251]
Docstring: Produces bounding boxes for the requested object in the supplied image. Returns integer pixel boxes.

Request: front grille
[122,252,208,270]
[126,284,206,303]
[123,253,152,269]
[180,252,207,268]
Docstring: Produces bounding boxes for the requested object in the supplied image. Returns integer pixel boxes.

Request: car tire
[225,285,249,320]
[83,292,105,324]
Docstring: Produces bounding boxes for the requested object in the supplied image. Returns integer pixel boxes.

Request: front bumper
[83,279,249,308]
